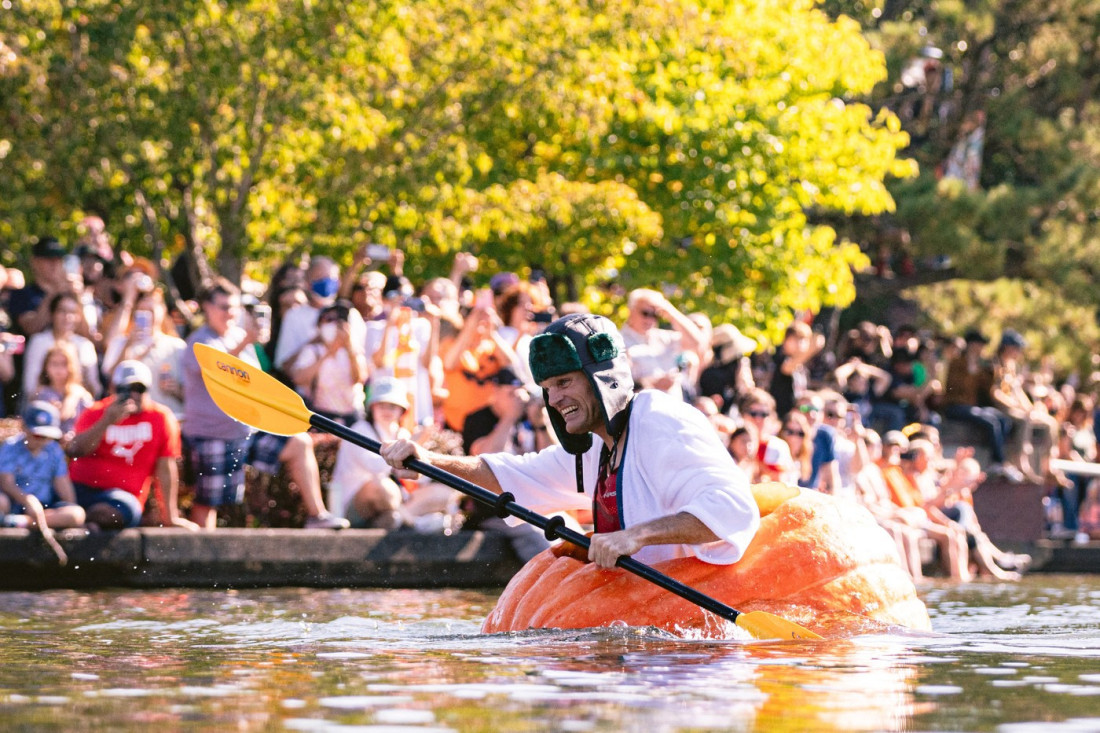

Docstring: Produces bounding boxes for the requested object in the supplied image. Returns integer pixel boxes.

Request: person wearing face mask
[273,256,366,382]
[288,300,368,426]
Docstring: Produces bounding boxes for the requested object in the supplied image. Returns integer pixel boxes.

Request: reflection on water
[1,576,1099,731]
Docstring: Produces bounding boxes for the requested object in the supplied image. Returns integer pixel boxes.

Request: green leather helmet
[528,313,634,455]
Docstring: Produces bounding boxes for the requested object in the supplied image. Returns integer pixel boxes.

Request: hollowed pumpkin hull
[483,486,932,638]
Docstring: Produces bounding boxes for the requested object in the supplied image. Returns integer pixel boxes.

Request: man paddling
[381,313,759,568]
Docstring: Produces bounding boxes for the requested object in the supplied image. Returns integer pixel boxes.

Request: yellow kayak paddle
[193,343,822,641]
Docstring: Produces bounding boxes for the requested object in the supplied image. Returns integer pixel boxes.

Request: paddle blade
[735,611,823,641]
[193,342,312,435]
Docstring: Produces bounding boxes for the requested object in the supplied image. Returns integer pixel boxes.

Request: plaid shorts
[184,432,289,508]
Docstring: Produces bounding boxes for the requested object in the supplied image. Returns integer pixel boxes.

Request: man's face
[743,402,772,432]
[539,370,602,435]
[32,256,65,288]
[81,256,104,285]
[25,434,52,453]
[115,383,149,411]
[204,294,239,336]
[626,302,659,333]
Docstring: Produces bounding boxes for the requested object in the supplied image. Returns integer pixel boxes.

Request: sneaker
[2,514,31,529]
[305,512,350,530]
[993,464,1025,483]
[412,512,447,534]
[1049,525,1077,541]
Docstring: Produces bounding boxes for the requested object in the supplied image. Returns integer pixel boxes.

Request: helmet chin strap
[577,397,635,494]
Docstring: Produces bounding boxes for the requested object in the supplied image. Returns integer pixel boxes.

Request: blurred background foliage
[823,0,1100,377]
[2,0,1098,374]
[0,0,906,347]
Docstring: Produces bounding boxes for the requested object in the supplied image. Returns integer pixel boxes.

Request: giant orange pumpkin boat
[483,484,932,638]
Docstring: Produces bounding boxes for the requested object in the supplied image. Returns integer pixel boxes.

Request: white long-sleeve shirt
[483,389,759,566]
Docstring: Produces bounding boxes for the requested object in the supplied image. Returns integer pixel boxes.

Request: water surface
[2,575,1100,731]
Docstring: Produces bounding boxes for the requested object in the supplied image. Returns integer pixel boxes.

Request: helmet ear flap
[586,332,618,363]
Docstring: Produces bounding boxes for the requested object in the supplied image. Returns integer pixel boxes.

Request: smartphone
[134,310,153,340]
[250,303,272,331]
[366,243,391,261]
[63,254,82,277]
[476,288,494,310]
[0,334,25,355]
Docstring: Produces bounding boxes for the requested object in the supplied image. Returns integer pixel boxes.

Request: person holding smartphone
[100,288,187,420]
[66,361,197,531]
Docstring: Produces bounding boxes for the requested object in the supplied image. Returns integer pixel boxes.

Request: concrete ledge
[0,528,523,590]
[1031,539,1100,573]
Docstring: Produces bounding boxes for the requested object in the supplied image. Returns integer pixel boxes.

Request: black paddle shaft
[311,413,743,625]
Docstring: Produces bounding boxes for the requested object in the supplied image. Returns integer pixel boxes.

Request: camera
[403,297,426,313]
[116,384,138,402]
[532,310,555,324]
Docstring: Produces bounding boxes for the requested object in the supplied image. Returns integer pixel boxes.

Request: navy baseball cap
[23,401,62,439]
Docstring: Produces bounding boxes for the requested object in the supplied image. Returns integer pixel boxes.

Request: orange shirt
[881,464,923,509]
[441,339,510,432]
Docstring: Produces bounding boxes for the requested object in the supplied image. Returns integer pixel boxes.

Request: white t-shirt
[328,420,410,519]
[275,303,366,371]
[102,333,187,419]
[620,323,686,398]
[293,343,364,415]
[483,389,759,565]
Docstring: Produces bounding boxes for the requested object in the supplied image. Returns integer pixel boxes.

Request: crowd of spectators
[2,222,1099,578]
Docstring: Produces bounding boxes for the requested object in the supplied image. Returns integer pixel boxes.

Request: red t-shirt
[69,397,182,503]
[594,467,623,534]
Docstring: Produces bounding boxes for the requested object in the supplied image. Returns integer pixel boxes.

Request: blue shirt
[805,423,838,490]
[0,434,69,504]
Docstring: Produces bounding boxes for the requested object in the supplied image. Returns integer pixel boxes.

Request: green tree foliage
[1,0,908,342]
[825,0,1100,372]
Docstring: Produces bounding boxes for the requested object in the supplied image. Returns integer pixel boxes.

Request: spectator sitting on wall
[181,278,349,530]
[328,378,421,529]
[940,329,1022,481]
[460,366,559,562]
[1,402,86,558]
[66,361,196,532]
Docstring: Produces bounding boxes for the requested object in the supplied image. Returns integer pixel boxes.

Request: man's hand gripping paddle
[193,343,822,641]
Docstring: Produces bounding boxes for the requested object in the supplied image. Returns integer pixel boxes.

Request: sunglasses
[783,428,805,437]
[639,309,659,319]
[746,410,771,419]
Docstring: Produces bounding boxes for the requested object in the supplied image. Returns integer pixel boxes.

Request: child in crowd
[0,402,86,564]
[31,341,94,441]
